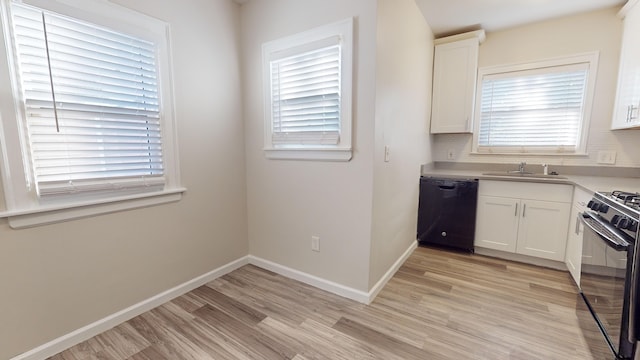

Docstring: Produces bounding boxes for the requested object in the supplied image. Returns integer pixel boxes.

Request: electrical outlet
[597,150,617,165]
[311,236,320,252]
[384,145,390,162]
[447,149,455,160]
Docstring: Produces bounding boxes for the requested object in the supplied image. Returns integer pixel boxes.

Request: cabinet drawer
[479,180,572,203]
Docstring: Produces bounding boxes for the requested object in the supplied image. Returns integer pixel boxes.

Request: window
[0,0,182,227]
[472,53,599,154]
[262,18,353,161]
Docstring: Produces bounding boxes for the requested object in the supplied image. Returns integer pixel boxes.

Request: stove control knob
[587,200,595,209]
[598,204,609,213]
[618,218,629,229]
[589,202,600,211]
[612,215,621,226]
[629,221,638,232]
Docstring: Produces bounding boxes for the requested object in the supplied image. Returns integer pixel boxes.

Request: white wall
[241,0,378,292]
[369,0,433,288]
[432,7,639,167]
[0,0,248,358]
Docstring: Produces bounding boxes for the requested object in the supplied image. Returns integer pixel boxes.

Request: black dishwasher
[417,176,478,252]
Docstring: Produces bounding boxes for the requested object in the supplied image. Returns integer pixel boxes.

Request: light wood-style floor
[49,246,611,360]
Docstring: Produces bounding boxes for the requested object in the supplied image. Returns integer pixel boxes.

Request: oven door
[580,211,634,359]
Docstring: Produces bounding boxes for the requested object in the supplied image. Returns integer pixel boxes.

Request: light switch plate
[597,150,616,164]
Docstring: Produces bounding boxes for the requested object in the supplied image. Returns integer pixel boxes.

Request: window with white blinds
[9,2,164,196]
[270,45,341,145]
[473,54,598,154]
[262,18,353,161]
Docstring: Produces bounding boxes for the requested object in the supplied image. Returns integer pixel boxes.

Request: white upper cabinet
[612,0,640,129]
[430,30,485,134]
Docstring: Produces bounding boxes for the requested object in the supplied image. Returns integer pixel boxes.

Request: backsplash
[429,161,640,178]
[432,130,640,168]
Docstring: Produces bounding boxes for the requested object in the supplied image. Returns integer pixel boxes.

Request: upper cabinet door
[612,0,640,130]
[431,31,484,134]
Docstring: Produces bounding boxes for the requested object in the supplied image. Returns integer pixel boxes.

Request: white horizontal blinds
[10,3,164,196]
[271,44,341,145]
[478,64,589,149]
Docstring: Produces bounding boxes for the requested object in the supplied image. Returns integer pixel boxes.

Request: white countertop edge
[421,169,640,194]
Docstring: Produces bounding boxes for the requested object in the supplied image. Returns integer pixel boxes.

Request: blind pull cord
[41,12,60,133]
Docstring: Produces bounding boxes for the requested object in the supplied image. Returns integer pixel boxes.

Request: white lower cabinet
[475,181,573,262]
[475,195,518,252]
[515,199,571,261]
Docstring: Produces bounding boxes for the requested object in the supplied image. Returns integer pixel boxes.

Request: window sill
[264,148,352,161]
[0,187,186,229]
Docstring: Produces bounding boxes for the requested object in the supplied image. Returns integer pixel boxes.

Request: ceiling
[414,0,626,38]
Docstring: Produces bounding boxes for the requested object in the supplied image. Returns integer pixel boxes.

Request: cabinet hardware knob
[630,104,639,121]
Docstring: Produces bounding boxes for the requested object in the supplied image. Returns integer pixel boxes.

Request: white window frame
[0,0,184,228]
[262,18,353,161]
[471,52,599,155]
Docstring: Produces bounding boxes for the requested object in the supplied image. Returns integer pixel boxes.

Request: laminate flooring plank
[254,317,311,356]
[193,304,295,360]
[149,303,251,360]
[190,285,267,325]
[171,292,207,313]
[126,346,168,360]
[208,276,309,326]
[50,246,610,360]
[218,266,350,326]
[339,304,429,348]
[332,316,448,360]
[133,312,215,360]
[296,318,396,360]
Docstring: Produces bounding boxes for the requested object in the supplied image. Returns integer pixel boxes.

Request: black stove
[588,191,640,240]
[609,191,640,213]
[580,189,640,359]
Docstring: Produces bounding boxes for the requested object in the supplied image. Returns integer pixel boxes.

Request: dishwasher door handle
[438,185,456,190]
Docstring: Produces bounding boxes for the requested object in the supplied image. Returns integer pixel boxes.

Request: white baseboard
[10,256,249,360]
[367,240,417,303]
[248,240,417,305]
[475,247,568,271]
[248,255,370,303]
[12,242,418,359]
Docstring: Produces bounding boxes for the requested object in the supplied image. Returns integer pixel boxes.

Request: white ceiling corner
[414,0,626,38]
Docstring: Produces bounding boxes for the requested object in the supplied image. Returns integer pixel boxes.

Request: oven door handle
[580,211,631,251]
[630,240,640,343]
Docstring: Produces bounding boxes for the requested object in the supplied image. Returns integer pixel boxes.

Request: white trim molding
[249,240,417,305]
[248,255,370,303]
[10,256,249,360]
[10,242,418,359]
[367,241,418,302]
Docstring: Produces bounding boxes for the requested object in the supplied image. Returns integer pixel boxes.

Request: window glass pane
[270,44,341,144]
[10,3,164,195]
[478,65,588,149]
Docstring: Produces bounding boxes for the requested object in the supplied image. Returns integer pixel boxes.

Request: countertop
[421,163,640,194]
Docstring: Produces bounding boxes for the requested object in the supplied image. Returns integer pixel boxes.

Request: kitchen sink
[482,171,567,179]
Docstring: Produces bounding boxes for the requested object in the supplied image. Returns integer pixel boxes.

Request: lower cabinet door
[516,199,570,261]
[475,195,519,252]
[565,208,583,285]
